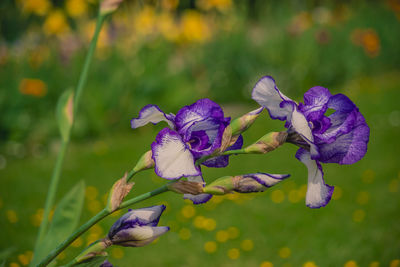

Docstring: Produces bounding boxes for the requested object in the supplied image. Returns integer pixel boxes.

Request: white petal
[152,129,200,179]
[131,104,175,129]
[126,205,165,225]
[251,76,293,120]
[296,149,334,209]
[114,226,170,243]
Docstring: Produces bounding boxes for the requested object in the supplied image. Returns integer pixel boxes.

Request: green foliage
[31,181,85,266]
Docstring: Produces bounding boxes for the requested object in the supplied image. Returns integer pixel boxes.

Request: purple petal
[298,86,332,121]
[131,104,175,129]
[175,99,226,133]
[151,128,200,179]
[317,110,369,164]
[251,76,294,121]
[295,149,334,209]
[183,117,230,158]
[201,135,243,168]
[183,175,213,204]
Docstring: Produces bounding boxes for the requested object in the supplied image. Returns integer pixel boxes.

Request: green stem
[73,14,106,115]
[34,140,68,250]
[32,12,107,266]
[38,185,169,267]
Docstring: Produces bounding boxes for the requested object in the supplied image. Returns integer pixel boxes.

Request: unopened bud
[74,239,111,264]
[107,173,134,212]
[244,131,287,154]
[230,107,264,137]
[167,180,204,195]
[132,150,155,173]
[203,176,235,195]
[204,173,290,195]
[100,0,123,15]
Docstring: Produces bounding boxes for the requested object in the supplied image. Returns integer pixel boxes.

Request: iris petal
[151,128,201,179]
[295,149,334,209]
[251,76,294,120]
[131,104,175,129]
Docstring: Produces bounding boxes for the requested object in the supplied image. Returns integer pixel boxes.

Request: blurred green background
[1,0,400,266]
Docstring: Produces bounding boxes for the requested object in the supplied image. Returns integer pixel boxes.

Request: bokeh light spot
[356,191,369,205]
[241,239,254,251]
[7,210,18,223]
[344,260,358,267]
[260,262,274,267]
[179,228,191,240]
[181,205,196,218]
[204,241,217,253]
[271,189,285,203]
[111,247,124,259]
[390,259,400,267]
[352,209,365,223]
[279,247,291,258]
[303,261,318,267]
[216,230,229,243]
[227,248,240,260]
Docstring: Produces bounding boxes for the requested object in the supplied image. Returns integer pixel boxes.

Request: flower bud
[74,239,110,264]
[244,131,288,154]
[100,0,123,16]
[167,180,204,195]
[106,172,134,212]
[204,173,290,194]
[108,205,169,247]
[230,107,264,137]
[132,150,155,173]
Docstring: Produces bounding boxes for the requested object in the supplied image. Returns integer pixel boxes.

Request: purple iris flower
[252,76,370,208]
[131,99,242,204]
[108,205,169,247]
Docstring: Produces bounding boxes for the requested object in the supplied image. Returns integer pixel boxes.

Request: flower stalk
[32,12,107,266]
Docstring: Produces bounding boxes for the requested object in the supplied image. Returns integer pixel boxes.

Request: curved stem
[38,185,169,266]
[34,13,109,266]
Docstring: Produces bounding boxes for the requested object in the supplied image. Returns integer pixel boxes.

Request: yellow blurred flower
[43,10,70,36]
[18,0,51,16]
[180,10,211,43]
[161,0,179,11]
[157,13,180,41]
[134,6,156,36]
[19,78,47,97]
[350,29,380,58]
[66,0,88,18]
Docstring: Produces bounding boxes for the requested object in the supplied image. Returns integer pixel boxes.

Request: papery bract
[252,76,370,208]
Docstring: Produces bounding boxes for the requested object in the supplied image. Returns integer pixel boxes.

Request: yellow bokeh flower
[180,10,211,43]
[18,0,51,16]
[43,10,70,36]
[66,0,88,18]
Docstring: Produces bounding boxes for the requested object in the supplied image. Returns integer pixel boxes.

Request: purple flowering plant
[32,7,370,262]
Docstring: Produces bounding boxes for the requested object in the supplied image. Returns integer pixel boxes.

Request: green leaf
[32,181,85,266]
[0,247,15,263]
[75,255,108,267]
[56,89,74,141]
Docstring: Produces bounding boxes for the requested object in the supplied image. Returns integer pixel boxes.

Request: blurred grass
[1,72,400,266]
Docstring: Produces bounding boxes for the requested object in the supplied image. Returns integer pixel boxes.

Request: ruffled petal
[234,173,290,193]
[251,76,294,120]
[317,110,370,164]
[175,99,226,133]
[183,117,230,158]
[131,104,175,129]
[298,86,332,121]
[151,128,201,179]
[295,149,334,209]
[202,135,243,168]
[183,175,213,204]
